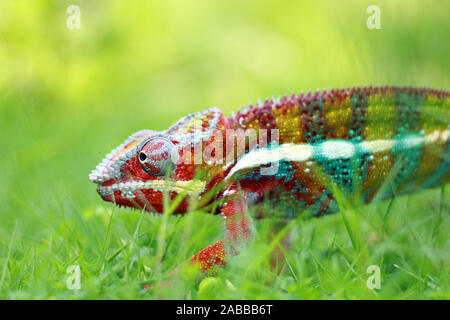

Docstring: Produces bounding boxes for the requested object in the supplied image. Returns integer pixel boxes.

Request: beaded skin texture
[90,86,449,271]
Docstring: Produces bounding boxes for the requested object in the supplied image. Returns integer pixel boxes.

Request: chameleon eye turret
[138,137,176,176]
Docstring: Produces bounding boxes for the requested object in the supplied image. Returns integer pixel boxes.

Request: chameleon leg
[190,183,255,272]
[190,240,226,272]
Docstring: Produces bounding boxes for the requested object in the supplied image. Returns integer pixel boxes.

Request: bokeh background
[0,0,448,299]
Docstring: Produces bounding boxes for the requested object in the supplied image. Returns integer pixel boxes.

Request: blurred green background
[0,0,448,299]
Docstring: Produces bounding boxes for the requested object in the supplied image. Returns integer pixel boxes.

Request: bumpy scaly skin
[90,86,449,271]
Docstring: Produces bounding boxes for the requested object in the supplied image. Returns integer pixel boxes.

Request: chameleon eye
[139,152,147,161]
[138,137,175,176]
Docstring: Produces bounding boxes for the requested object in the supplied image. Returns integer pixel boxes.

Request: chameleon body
[89,86,449,271]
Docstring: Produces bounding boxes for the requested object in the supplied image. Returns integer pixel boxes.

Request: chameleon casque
[89,86,449,272]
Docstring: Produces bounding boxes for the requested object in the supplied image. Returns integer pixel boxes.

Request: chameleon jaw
[97,179,207,199]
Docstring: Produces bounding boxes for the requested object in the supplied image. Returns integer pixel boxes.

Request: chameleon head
[88,107,227,213]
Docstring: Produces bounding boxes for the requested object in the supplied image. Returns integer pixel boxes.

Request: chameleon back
[228,86,449,215]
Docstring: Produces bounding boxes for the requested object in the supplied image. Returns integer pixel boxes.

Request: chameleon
[89,86,449,272]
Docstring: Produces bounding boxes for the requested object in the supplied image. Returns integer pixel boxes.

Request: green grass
[1,171,449,299]
[0,0,449,299]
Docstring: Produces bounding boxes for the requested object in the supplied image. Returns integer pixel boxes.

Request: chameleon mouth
[97,179,206,197]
